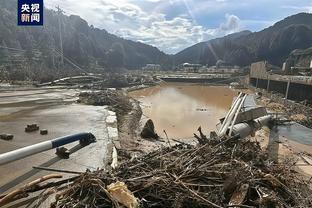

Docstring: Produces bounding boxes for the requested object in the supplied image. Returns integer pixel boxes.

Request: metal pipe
[219,94,245,136]
[218,92,242,135]
[0,132,95,165]
[219,94,242,135]
[229,94,247,136]
[230,115,272,139]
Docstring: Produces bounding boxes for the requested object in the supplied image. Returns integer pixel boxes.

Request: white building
[142,64,161,71]
[201,66,243,74]
[181,63,201,73]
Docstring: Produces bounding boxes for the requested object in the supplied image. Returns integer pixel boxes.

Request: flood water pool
[130,83,238,139]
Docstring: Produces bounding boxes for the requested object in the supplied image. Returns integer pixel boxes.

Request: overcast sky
[45,0,312,54]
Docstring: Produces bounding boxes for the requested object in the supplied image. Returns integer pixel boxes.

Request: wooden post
[256,78,259,88]
[285,80,290,99]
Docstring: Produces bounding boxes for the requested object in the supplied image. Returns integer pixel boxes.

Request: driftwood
[194,126,209,144]
[4,131,312,207]
[0,174,62,206]
[32,134,312,207]
[32,166,83,175]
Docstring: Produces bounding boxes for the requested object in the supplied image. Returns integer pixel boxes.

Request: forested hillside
[1,0,312,82]
[0,0,171,81]
[174,13,312,67]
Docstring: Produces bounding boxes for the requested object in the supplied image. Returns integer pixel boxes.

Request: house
[142,64,161,71]
[181,63,202,73]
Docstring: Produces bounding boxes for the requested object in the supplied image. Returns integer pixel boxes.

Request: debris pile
[289,114,307,122]
[265,102,286,113]
[0,134,13,141]
[256,90,312,128]
[25,123,39,132]
[42,136,312,207]
[78,89,132,115]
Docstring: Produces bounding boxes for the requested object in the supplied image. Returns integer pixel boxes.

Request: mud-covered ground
[0,87,112,193]
[249,87,312,178]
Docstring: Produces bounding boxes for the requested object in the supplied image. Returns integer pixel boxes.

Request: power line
[0,44,88,74]
[0,45,26,52]
[53,48,88,74]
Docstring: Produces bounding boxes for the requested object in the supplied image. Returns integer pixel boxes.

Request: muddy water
[130,83,237,139]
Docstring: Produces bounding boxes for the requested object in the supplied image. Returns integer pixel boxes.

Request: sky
[45,0,312,54]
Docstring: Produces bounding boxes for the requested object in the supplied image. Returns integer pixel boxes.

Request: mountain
[173,30,252,66]
[285,47,312,68]
[1,0,312,82]
[174,13,312,67]
[0,0,171,81]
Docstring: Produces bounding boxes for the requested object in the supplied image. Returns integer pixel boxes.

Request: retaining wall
[250,77,312,103]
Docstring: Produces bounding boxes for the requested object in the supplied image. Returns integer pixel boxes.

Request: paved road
[0,88,115,204]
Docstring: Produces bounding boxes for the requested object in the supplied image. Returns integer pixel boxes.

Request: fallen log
[0,174,62,206]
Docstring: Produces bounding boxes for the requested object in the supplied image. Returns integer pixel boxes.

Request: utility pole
[52,47,55,69]
[56,6,64,67]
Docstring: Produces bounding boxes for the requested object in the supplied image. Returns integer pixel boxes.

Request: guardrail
[0,132,96,165]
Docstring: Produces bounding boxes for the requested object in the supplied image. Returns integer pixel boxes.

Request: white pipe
[0,141,52,165]
[0,132,95,166]
[229,94,247,136]
[219,98,242,136]
[218,92,242,134]
[219,95,244,136]
[230,115,272,139]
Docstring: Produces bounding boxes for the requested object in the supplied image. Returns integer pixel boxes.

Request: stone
[140,119,159,139]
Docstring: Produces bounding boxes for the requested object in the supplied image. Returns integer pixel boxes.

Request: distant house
[142,64,161,71]
[181,63,201,73]
[201,65,243,74]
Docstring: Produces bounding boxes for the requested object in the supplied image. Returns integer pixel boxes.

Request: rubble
[0,134,13,141]
[3,132,311,208]
[256,89,312,128]
[1,87,311,207]
[289,114,307,122]
[25,124,39,132]
[78,89,132,116]
[53,138,312,207]
[40,129,48,135]
[265,102,286,113]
